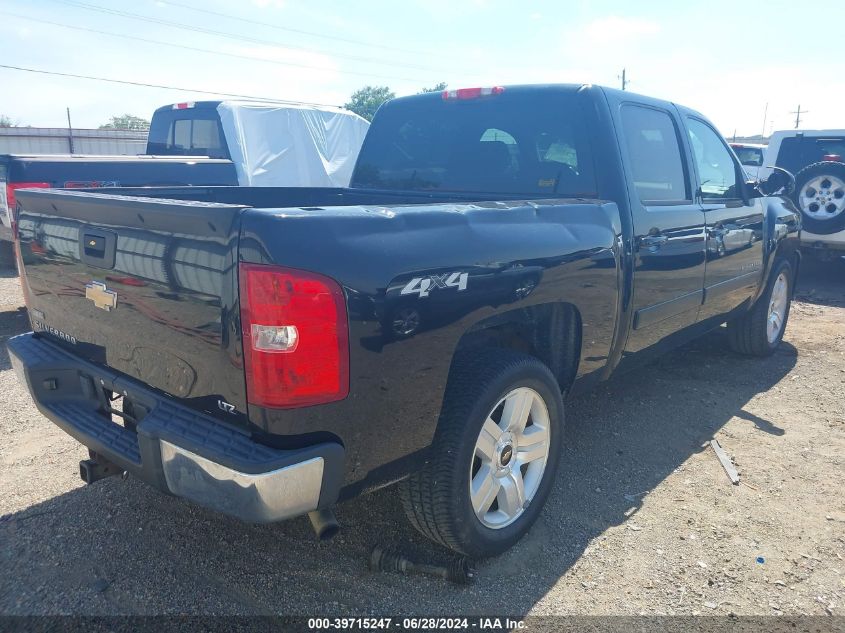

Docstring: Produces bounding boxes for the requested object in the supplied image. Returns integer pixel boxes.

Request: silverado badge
[85,281,117,311]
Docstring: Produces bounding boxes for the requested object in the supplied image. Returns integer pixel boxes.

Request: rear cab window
[147,106,230,159]
[352,91,597,197]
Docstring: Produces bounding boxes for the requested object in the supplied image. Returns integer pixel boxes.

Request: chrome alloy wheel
[800,174,845,220]
[767,272,789,344]
[469,387,550,529]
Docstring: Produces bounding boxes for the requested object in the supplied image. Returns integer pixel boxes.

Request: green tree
[418,82,447,94]
[344,86,395,122]
[99,114,150,131]
[0,114,17,128]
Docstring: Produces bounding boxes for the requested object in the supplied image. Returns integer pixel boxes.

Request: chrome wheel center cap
[496,432,516,471]
[500,445,514,466]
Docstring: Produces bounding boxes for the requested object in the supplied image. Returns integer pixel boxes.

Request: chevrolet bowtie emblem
[85,281,117,311]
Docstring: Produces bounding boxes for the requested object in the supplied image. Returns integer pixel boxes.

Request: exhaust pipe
[308,508,340,541]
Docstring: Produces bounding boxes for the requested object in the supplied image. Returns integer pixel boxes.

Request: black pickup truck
[9,84,800,558]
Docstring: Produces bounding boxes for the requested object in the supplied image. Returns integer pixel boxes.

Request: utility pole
[619,68,629,91]
[66,107,75,154]
[761,102,768,140]
[790,105,806,129]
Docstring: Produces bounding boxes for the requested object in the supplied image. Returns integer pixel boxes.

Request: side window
[620,105,689,203]
[686,119,739,199]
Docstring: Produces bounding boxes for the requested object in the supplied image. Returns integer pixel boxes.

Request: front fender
[753,195,801,303]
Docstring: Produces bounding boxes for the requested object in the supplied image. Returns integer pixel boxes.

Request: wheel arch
[451,302,582,395]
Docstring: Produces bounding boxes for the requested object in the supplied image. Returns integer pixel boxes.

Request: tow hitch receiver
[79,451,123,484]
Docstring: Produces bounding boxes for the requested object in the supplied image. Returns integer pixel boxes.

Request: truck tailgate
[15,189,250,421]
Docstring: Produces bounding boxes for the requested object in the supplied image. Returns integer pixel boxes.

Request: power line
[49,0,456,76]
[0,10,435,84]
[163,0,446,60]
[0,63,339,106]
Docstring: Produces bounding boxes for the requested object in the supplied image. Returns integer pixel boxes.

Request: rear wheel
[399,351,564,557]
[727,258,794,356]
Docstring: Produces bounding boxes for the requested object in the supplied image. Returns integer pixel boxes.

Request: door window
[620,105,689,203]
[687,119,739,199]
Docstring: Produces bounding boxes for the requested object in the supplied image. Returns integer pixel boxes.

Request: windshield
[733,146,765,167]
[351,92,597,197]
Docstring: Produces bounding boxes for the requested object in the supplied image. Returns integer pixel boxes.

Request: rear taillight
[823,154,842,162]
[6,182,50,235]
[442,86,505,100]
[239,263,349,409]
[6,182,51,210]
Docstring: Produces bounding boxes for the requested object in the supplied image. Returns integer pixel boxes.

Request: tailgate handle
[79,229,117,269]
[84,234,106,257]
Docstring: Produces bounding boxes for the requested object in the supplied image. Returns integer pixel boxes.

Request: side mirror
[754,166,796,197]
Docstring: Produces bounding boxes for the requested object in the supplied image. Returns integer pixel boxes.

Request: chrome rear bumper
[9,332,345,524]
[160,441,325,523]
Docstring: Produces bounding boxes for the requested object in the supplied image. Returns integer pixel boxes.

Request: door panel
[618,104,706,354]
[627,208,707,352]
[685,118,764,321]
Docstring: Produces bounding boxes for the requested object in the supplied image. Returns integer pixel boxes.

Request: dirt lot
[0,259,843,617]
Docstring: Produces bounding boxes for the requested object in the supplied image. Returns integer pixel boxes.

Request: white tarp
[216,101,370,187]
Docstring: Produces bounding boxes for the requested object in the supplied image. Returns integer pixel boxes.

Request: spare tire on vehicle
[791,161,845,234]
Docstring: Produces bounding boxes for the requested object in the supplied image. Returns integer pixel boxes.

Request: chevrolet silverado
[9,84,800,557]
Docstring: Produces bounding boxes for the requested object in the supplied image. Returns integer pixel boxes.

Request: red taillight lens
[6,182,51,210]
[6,182,50,235]
[823,154,842,162]
[239,263,349,409]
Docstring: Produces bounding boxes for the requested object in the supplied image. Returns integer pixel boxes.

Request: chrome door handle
[640,235,668,251]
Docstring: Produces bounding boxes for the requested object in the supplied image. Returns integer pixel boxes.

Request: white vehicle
[729,142,766,181]
[760,130,845,260]
[148,100,371,188]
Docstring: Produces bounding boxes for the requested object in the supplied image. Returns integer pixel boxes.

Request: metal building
[0,127,148,155]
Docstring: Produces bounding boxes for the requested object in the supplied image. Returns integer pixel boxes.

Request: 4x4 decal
[400,272,469,298]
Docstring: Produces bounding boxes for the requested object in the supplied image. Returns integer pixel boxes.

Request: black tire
[791,161,845,235]
[399,350,564,558]
[727,258,794,357]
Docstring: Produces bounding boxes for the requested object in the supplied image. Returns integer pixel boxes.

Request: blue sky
[0,0,840,136]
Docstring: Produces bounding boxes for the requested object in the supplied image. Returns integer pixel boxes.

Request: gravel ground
[0,258,843,617]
